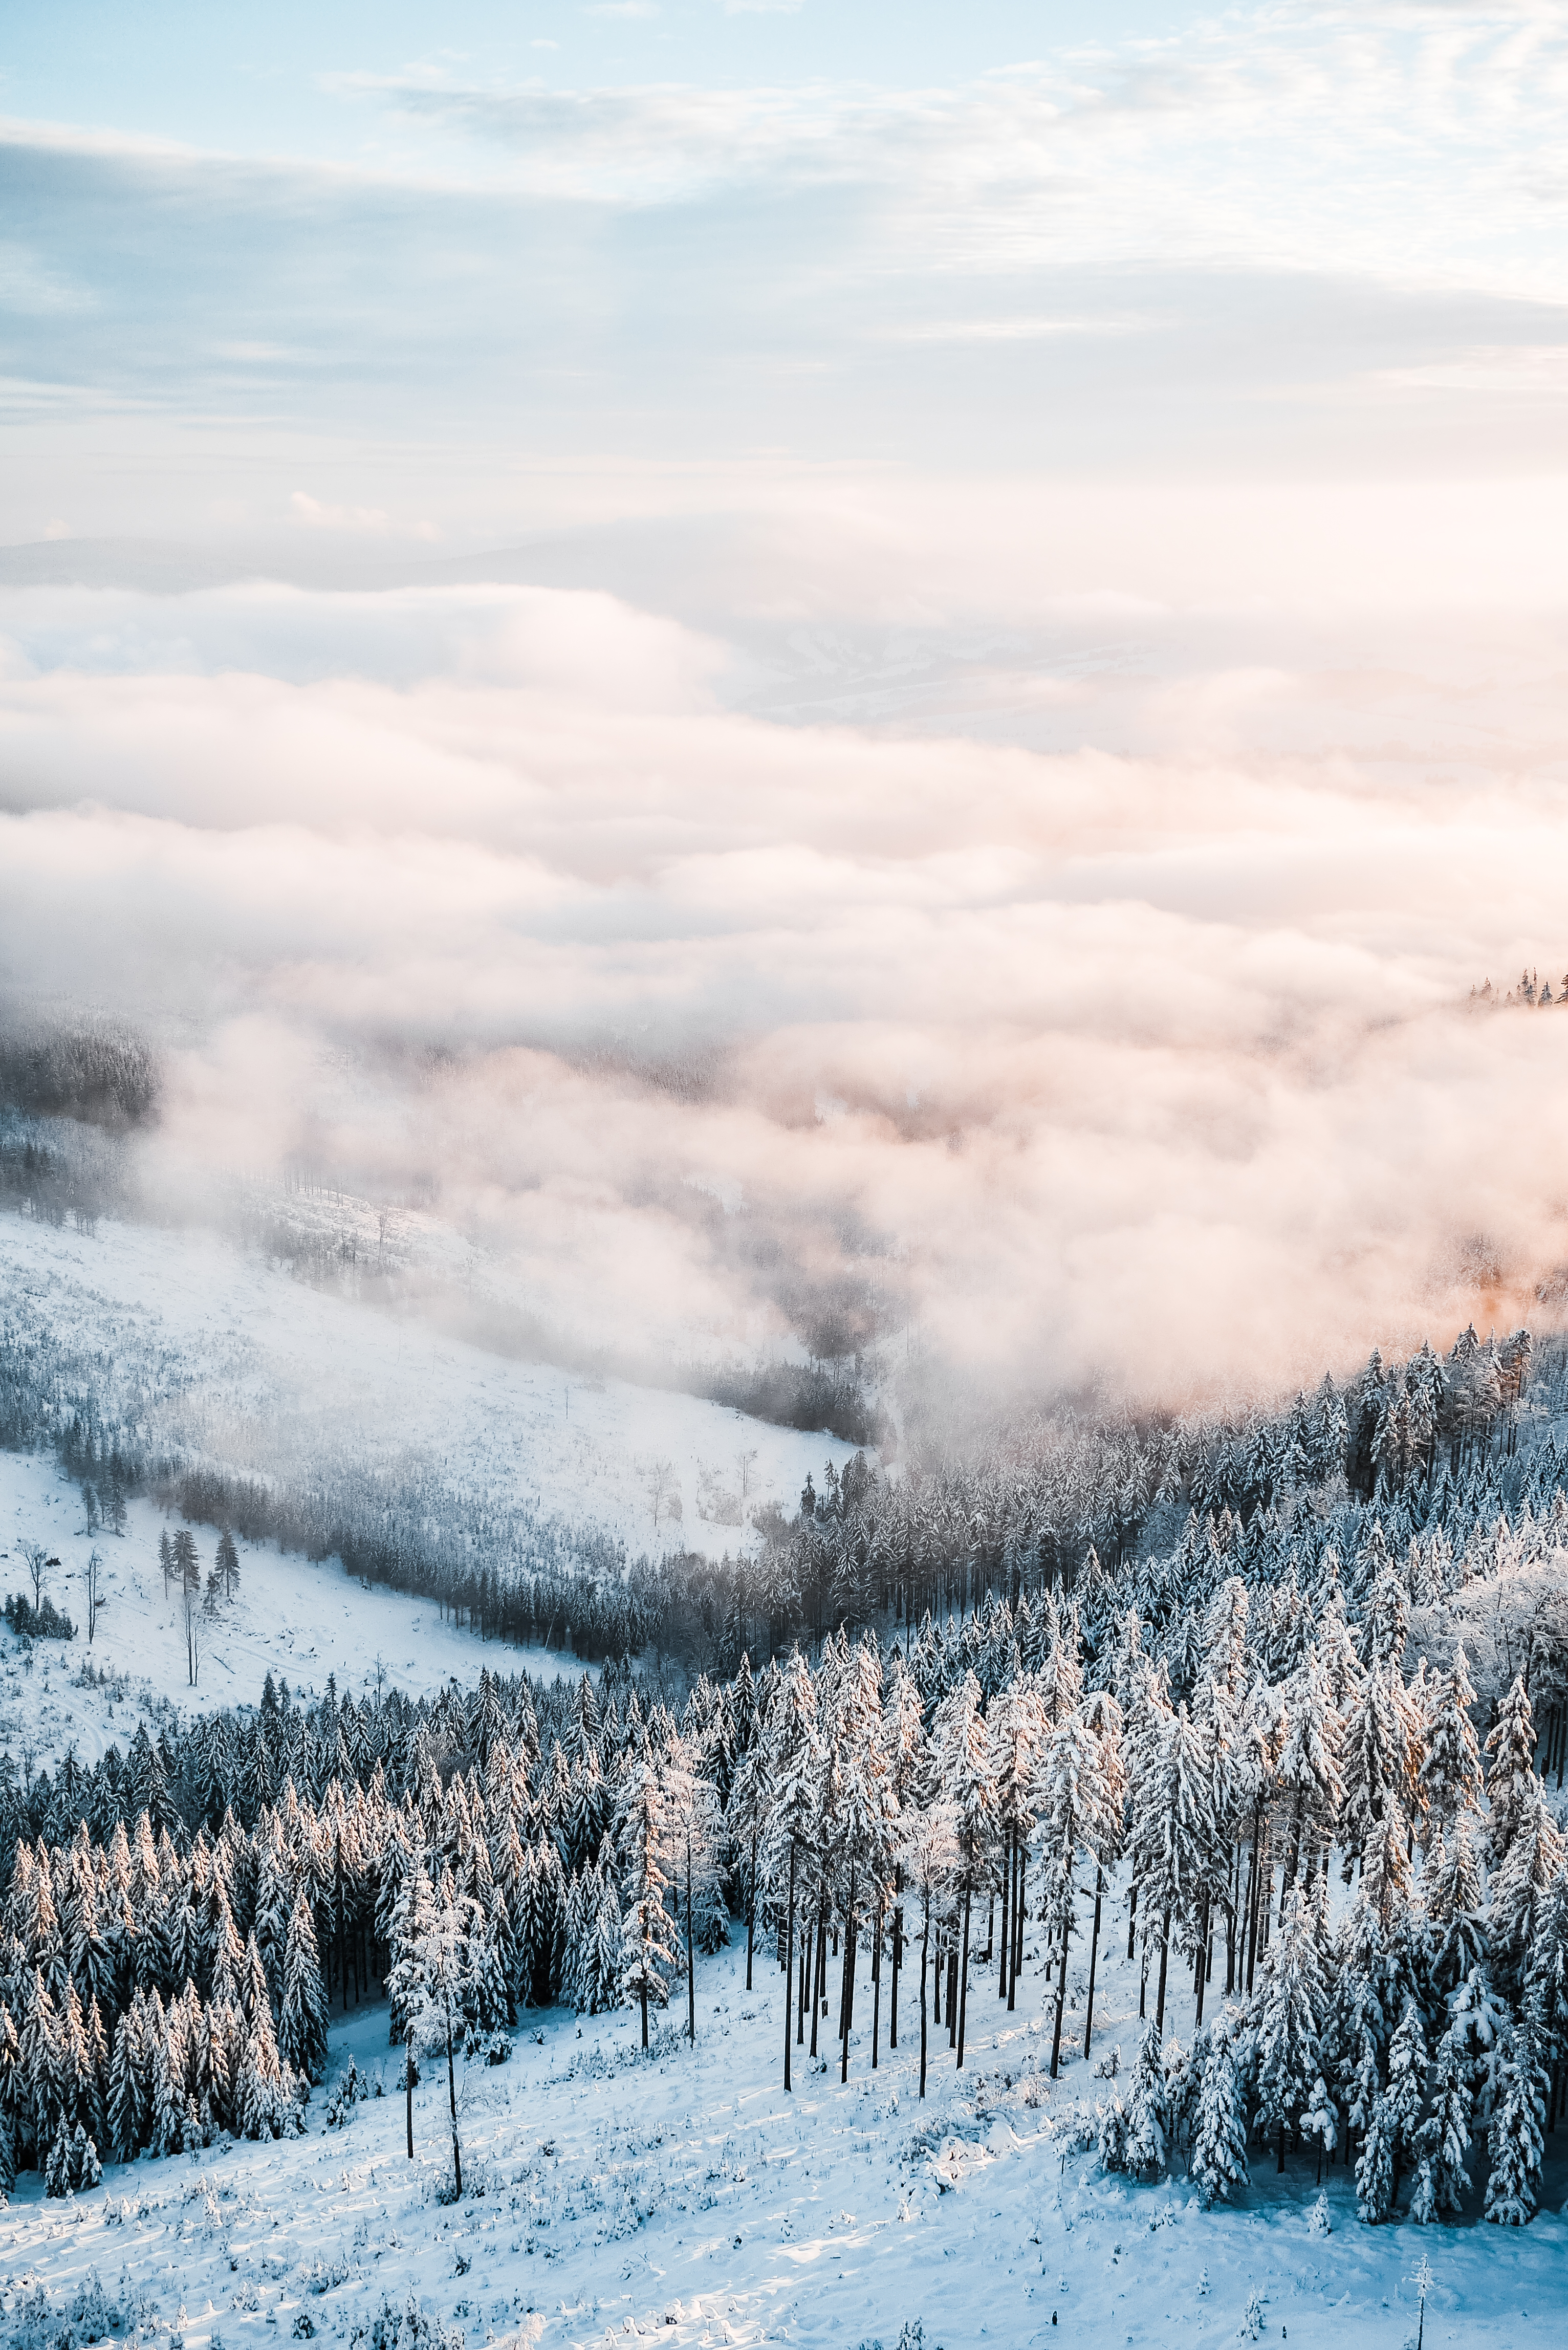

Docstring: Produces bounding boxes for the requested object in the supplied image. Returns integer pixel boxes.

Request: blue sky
[5,3,1568,552]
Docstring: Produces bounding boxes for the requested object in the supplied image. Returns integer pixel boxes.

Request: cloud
[3,546,1568,1413]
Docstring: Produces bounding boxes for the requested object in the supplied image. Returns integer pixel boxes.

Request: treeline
[4,1312,1566,1676]
[0,1024,160,1130]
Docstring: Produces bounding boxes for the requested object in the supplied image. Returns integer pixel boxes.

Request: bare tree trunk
[746,1834,757,1992]
[1154,1911,1170,2036]
[871,1903,882,2070]
[406,2026,415,2160]
[956,1889,972,2069]
[686,1847,696,2043]
[1083,1866,1103,2061]
[1050,1920,1070,2079]
[919,1889,930,2099]
[445,1999,463,2196]
[783,1843,796,2093]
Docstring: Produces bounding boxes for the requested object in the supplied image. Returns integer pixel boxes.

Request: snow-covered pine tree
[1121,2021,1171,2180]
[1483,1674,1538,1868]
[1254,1886,1327,2173]
[1381,1997,1429,2211]
[1486,1776,1564,1992]
[1416,1642,1482,1836]
[277,1892,329,2085]
[1484,1996,1548,2226]
[1189,2017,1249,2206]
[930,1669,996,2069]
[1409,2014,1471,2222]
[616,1750,677,2052]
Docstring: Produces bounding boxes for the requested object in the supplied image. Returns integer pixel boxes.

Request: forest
[1,1308,1566,2233]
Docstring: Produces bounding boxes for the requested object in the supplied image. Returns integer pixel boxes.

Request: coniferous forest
[2,1311,1565,2253]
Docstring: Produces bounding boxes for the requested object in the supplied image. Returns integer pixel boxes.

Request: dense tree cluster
[1470,970,1568,1010]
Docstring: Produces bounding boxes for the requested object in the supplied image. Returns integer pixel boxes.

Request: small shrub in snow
[1307,2191,1332,2236]
[347,2293,465,2350]
[325,2058,368,2128]
[1237,2291,1268,2341]
[44,2121,102,2196]
[8,2270,142,2350]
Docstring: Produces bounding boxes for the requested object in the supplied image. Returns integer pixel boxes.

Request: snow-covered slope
[1,1927,1561,2350]
[0,1447,579,1770]
[0,1206,857,1561]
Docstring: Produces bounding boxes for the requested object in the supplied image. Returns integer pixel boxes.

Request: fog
[3,489,1566,1411]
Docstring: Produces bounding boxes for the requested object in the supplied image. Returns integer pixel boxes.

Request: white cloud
[3,545,1568,1408]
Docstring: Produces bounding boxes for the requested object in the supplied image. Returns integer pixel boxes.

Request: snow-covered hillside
[0,1447,581,1772]
[0,1206,857,1561]
[1,1927,1562,2350]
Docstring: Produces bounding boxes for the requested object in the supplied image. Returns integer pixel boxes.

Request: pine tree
[616,1752,677,2051]
[1484,2000,1547,2226]
[277,1892,329,2084]
[1355,2092,1396,2223]
[1409,2019,1471,2222]
[1189,2019,1249,2206]
[1255,1888,1326,2173]
[1122,2022,1170,2180]
[1483,1674,1537,1868]
[216,1528,241,1600]
[1382,1998,1429,2209]
[1486,1777,1564,1988]
[1416,1643,1482,1833]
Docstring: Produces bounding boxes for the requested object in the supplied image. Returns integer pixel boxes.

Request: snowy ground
[2,1910,1564,2350]
[0,1206,858,1565]
[0,1447,579,1771]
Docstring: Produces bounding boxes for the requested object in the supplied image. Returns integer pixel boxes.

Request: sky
[3,4,1568,1415]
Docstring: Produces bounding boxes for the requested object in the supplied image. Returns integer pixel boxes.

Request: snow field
[0,1208,858,1564]
[2,1925,1564,2350]
[0,1448,576,1770]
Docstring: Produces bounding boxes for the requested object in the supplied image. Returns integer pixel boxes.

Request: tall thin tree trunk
[405,2024,415,2160]
[1154,1912,1170,2036]
[999,1829,1012,2000]
[1049,1921,1070,2079]
[1010,1842,1025,2010]
[919,1889,930,2098]
[686,1847,696,2043]
[445,1999,463,2197]
[891,1902,902,2049]
[1194,1897,1210,2028]
[839,1870,857,2084]
[956,1889,972,2069]
[746,1833,757,1992]
[1083,1865,1103,2061]
[783,1842,796,2093]
[1126,1878,1138,1961]
[871,1904,882,2070]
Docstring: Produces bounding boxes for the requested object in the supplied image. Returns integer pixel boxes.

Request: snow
[2,1927,1563,2350]
[0,1205,859,1565]
[0,1447,580,1770]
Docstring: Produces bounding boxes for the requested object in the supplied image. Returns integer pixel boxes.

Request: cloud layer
[4,540,1567,1411]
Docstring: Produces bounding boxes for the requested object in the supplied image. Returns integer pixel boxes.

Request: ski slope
[1,1920,1562,2350]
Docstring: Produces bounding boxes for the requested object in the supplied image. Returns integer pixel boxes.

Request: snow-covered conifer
[1483,1675,1537,1868]
[1189,2018,1249,2206]
[277,1892,329,2084]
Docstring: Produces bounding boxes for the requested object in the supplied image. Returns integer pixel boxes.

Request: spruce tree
[1189,2019,1249,2206]
[1483,1998,1547,2226]
[1409,2018,1471,2222]
[277,1892,329,2084]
